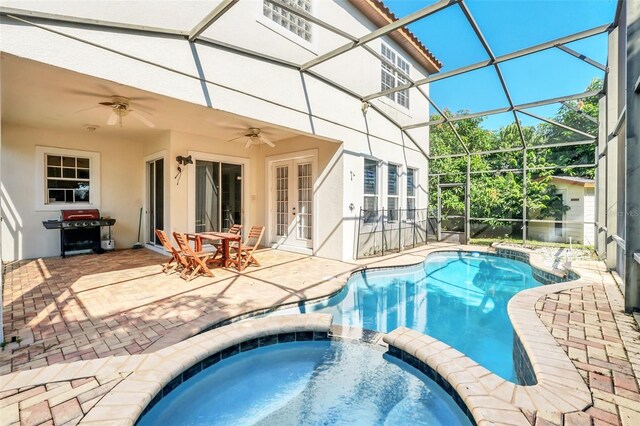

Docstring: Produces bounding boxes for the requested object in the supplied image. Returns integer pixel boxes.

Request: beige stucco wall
[141,131,343,260]
[0,123,155,260]
[255,135,343,259]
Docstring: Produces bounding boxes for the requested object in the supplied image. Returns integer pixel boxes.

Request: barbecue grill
[42,209,116,258]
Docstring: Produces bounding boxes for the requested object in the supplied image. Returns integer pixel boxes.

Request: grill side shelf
[42,221,63,229]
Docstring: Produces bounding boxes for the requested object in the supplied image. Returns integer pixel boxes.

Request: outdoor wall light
[175,155,193,185]
[176,155,193,166]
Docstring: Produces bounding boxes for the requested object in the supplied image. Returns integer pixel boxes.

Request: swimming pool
[137,340,470,425]
[280,251,542,382]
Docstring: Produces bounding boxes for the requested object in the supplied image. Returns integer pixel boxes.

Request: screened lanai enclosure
[0,0,638,312]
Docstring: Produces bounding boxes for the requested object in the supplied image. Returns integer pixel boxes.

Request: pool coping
[384,244,595,425]
[0,314,334,425]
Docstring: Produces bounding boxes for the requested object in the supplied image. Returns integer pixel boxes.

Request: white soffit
[0,0,218,32]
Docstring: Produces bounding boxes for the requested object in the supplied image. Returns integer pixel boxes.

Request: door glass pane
[195,161,219,233]
[221,163,242,232]
[148,161,155,243]
[147,159,164,245]
[276,165,289,236]
[297,163,312,240]
[155,159,164,237]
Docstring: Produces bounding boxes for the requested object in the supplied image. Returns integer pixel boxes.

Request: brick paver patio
[1,245,639,425]
[1,248,359,375]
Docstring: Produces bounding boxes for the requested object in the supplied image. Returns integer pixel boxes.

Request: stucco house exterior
[528,176,596,246]
[0,0,441,262]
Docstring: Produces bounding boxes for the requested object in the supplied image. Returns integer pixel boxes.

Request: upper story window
[263,0,312,42]
[381,44,410,109]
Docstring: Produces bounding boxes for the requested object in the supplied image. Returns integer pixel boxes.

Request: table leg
[223,239,231,268]
[236,240,243,271]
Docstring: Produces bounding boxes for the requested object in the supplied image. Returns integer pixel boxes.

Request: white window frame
[406,167,418,221]
[363,158,380,219]
[258,0,317,52]
[387,163,401,222]
[381,43,411,109]
[35,146,101,211]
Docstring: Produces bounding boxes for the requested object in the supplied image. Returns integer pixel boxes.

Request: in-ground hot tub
[137,339,471,425]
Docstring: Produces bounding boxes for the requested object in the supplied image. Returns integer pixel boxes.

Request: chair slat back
[155,229,173,252]
[228,224,242,235]
[173,232,196,257]
[244,225,265,248]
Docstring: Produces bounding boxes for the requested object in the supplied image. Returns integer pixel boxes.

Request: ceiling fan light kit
[230,127,276,148]
[97,95,155,128]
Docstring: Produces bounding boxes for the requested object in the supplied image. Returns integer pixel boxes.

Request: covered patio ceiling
[0,53,312,144]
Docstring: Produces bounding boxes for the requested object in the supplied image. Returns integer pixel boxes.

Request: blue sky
[383,0,617,130]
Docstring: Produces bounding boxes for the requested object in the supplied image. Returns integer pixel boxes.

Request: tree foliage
[429,78,601,224]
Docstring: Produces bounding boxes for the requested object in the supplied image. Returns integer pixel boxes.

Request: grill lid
[61,209,100,221]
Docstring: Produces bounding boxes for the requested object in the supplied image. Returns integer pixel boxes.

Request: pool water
[137,340,470,425]
[284,251,542,382]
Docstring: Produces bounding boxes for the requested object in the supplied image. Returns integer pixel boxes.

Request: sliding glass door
[195,160,242,233]
[146,158,164,245]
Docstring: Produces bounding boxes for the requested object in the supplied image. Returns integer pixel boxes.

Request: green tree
[535,78,602,178]
[428,79,600,227]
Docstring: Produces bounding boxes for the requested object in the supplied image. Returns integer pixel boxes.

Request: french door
[195,160,242,233]
[146,158,164,245]
[271,159,313,248]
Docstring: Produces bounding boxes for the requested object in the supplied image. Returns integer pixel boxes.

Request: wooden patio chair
[155,229,189,274]
[236,225,265,270]
[173,232,215,281]
[212,224,242,259]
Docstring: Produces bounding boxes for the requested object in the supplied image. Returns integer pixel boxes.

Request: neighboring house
[0,0,441,262]
[528,176,596,246]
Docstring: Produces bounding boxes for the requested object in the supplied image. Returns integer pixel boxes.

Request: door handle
[292,207,296,216]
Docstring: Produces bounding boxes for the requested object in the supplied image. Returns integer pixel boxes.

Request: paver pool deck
[1,244,639,425]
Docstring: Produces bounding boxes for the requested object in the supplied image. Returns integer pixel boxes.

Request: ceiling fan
[230,128,275,148]
[98,96,155,128]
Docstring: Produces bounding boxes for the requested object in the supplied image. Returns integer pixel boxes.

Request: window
[45,154,91,204]
[381,44,410,108]
[263,0,312,42]
[35,146,100,211]
[387,164,399,222]
[407,168,417,221]
[363,159,378,222]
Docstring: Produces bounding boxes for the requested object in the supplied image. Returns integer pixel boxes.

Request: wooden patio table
[189,232,243,271]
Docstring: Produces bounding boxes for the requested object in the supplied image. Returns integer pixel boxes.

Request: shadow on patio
[0,248,360,374]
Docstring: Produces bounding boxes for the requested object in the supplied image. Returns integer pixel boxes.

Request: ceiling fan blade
[245,138,253,149]
[260,135,275,147]
[228,135,245,142]
[99,101,118,106]
[64,89,113,98]
[130,110,156,128]
[74,105,103,114]
[107,111,119,126]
